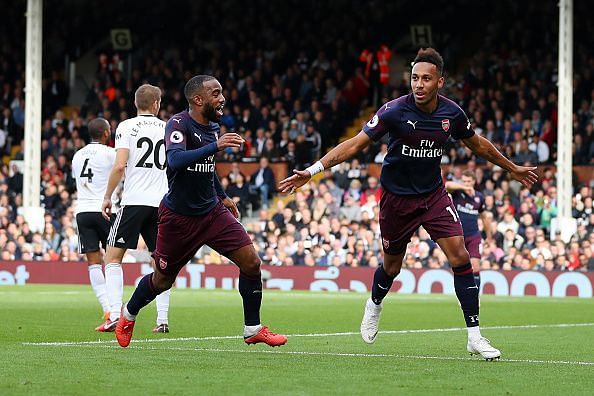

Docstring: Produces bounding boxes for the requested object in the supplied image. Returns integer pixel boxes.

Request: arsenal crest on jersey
[441,119,450,132]
[159,258,168,269]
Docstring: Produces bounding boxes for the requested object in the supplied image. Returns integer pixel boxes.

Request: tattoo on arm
[470,136,516,172]
[485,146,499,160]
[325,155,342,168]
[321,132,371,169]
[321,143,355,169]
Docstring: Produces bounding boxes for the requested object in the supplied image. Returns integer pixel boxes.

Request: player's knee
[152,272,175,293]
[242,256,262,277]
[105,247,123,264]
[449,251,471,267]
[383,264,400,278]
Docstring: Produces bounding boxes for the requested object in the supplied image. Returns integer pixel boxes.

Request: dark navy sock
[239,271,262,326]
[453,263,479,327]
[371,265,396,305]
[473,272,481,290]
[126,273,159,316]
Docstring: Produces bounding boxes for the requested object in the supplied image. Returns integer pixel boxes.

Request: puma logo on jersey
[173,118,181,124]
[194,133,202,142]
[407,120,418,129]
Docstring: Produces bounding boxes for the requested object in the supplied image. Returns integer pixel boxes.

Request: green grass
[2,285,594,395]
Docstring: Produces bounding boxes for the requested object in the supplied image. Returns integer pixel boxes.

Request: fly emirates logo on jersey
[187,155,216,173]
[401,139,443,158]
[456,203,479,216]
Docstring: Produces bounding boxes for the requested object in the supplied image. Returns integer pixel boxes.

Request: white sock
[123,304,136,321]
[368,297,382,309]
[244,324,262,338]
[467,326,482,340]
[156,289,171,325]
[105,263,123,321]
[88,264,109,313]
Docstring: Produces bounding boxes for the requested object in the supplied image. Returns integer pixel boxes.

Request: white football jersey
[115,115,168,207]
[72,142,116,214]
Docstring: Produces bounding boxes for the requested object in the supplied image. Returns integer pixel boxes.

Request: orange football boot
[95,318,117,332]
[244,326,287,347]
[115,308,136,347]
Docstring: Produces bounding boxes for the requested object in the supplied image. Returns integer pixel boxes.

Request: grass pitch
[2,285,594,395]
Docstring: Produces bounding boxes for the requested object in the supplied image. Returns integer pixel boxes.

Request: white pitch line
[22,322,594,347]
[58,344,594,366]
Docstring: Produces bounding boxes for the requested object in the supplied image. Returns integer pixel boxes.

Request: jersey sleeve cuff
[363,127,381,142]
[453,129,475,140]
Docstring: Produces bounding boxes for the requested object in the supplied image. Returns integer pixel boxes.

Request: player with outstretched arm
[280,48,537,360]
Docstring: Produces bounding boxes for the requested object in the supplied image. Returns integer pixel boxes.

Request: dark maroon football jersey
[363,94,475,195]
[451,190,485,237]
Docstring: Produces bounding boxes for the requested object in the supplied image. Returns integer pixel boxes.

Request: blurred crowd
[0,1,592,271]
[212,162,593,272]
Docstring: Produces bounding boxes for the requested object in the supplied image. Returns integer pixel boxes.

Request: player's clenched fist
[101,198,112,220]
[216,133,244,150]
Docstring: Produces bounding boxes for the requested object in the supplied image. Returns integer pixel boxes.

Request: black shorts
[107,205,158,251]
[76,212,114,254]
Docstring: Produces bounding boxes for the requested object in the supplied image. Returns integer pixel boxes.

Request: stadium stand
[0,0,592,271]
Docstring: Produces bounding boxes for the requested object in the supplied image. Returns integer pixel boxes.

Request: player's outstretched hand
[464,185,476,196]
[216,133,244,151]
[101,198,112,221]
[278,169,312,194]
[509,165,538,189]
[222,196,240,218]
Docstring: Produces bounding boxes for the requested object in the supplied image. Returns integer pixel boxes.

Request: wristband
[305,161,324,176]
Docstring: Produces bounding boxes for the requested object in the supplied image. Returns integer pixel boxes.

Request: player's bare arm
[461,134,538,188]
[101,148,129,220]
[279,131,372,193]
[445,181,474,196]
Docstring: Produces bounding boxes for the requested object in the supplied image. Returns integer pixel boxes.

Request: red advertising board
[0,261,593,298]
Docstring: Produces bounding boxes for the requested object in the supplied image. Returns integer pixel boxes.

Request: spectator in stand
[374,143,388,164]
[513,140,538,165]
[262,138,281,161]
[1,1,593,272]
[226,173,251,217]
[249,157,276,210]
[529,134,550,164]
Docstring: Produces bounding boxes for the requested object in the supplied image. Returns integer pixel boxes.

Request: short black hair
[88,118,109,141]
[413,48,444,76]
[184,75,216,103]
